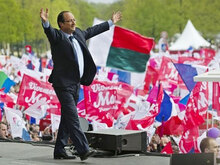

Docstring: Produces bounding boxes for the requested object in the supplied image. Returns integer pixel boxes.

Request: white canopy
[169,20,210,51]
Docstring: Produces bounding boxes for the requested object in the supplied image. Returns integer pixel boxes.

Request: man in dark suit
[40,8,121,161]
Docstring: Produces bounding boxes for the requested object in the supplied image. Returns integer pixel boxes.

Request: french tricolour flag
[174,63,207,92]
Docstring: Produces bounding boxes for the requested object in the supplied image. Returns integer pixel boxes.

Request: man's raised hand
[111,11,122,24]
[40,8,49,23]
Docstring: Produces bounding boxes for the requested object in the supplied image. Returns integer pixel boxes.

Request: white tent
[169,20,210,51]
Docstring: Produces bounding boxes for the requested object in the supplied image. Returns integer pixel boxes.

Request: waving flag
[83,80,133,126]
[0,71,16,93]
[174,63,207,92]
[179,93,190,105]
[147,85,159,104]
[89,18,155,73]
[51,113,61,133]
[161,141,173,154]
[5,108,29,139]
[156,116,184,136]
[17,74,60,117]
[0,102,4,120]
[155,91,176,122]
[183,81,209,130]
[213,82,220,115]
[179,126,199,153]
[23,100,48,120]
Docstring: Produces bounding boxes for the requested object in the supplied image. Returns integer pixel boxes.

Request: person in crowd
[29,124,41,142]
[42,126,53,142]
[157,135,170,152]
[170,137,180,154]
[40,8,121,161]
[0,122,8,139]
[200,137,220,158]
[158,31,169,53]
[148,134,161,152]
[31,130,41,142]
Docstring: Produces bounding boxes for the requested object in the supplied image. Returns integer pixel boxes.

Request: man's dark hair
[0,122,7,128]
[200,137,215,152]
[57,11,69,28]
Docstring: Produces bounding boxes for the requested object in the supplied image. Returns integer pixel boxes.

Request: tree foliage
[0,0,220,55]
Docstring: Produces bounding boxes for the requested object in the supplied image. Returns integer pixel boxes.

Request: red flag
[0,91,15,108]
[175,48,215,66]
[156,116,184,136]
[83,80,133,127]
[144,57,161,93]
[159,56,186,91]
[144,65,159,93]
[161,141,173,154]
[17,74,60,117]
[212,82,220,116]
[179,126,199,153]
[25,45,32,54]
[183,82,209,130]
[125,115,155,130]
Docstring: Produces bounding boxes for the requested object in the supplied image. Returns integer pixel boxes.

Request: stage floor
[0,141,170,165]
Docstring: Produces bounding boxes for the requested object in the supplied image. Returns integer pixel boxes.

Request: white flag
[24,100,48,119]
[5,109,26,139]
[51,113,61,133]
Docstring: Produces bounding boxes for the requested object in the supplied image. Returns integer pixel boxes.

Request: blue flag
[174,63,197,92]
[155,91,172,122]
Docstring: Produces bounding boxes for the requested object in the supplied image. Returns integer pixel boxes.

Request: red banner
[17,74,60,115]
[179,126,199,153]
[183,81,209,130]
[213,82,220,116]
[159,56,186,90]
[177,48,215,66]
[83,80,134,127]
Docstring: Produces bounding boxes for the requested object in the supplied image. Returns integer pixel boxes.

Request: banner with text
[84,80,134,127]
[17,74,60,116]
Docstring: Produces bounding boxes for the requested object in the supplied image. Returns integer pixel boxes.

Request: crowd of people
[0,10,220,161]
[1,44,220,157]
[0,118,56,142]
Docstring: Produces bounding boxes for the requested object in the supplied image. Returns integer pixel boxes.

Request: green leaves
[0,0,219,55]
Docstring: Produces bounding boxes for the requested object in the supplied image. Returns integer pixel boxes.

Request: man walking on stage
[40,8,121,161]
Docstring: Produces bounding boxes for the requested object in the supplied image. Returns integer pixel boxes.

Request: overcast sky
[86,0,119,4]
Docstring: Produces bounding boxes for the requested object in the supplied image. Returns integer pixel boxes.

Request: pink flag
[147,85,159,104]
[77,99,86,118]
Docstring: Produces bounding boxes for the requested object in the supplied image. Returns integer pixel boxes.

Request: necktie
[69,36,73,42]
[69,36,78,63]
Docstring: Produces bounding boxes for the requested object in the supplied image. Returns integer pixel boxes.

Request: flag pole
[211,108,214,128]
[206,110,208,130]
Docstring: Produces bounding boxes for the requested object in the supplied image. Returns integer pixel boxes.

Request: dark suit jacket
[43,21,110,87]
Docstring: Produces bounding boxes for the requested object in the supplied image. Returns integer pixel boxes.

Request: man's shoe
[80,149,96,161]
[54,152,77,159]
